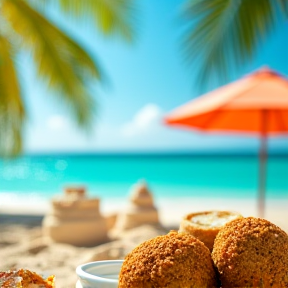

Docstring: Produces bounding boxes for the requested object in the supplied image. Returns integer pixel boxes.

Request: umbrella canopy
[164,67,288,218]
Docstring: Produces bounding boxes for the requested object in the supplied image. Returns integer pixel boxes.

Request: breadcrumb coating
[212,217,288,288]
[0,269,55,288]
[118,230,218,288]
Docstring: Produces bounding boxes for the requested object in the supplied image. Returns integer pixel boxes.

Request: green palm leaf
[2,0,103,128]
[0,34,25,157]
[182,0,288,88]
[279,0,288,14]
[30,0,137,42]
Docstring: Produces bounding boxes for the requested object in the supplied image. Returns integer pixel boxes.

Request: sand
[0,196,287,288]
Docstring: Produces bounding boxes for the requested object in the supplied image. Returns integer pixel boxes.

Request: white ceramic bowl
[76,260,124,288]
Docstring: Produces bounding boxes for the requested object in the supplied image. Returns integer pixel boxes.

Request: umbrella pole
[258,110,267,218]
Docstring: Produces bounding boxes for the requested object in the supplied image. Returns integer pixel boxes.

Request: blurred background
[0,0,288,213]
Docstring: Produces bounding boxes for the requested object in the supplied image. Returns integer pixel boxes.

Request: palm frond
[278,0,288,15]
[0,33,25,157]
[2,0,103,128]
[29,0,138,42]
[182,0,287,89]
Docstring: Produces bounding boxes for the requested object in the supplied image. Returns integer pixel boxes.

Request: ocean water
[0,154,287,208]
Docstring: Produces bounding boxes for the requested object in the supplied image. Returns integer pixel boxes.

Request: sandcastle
[110,180,160,238]
[42,186,108,246]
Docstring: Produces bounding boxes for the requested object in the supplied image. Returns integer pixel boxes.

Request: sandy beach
[0,196,287,288]
[1,196,287,229]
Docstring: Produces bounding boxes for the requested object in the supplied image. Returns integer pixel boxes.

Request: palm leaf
[279,0,288,14]
[182,0,287,89]
[0,33,25,157]
[29,0,137,42]
[1,0,103,128]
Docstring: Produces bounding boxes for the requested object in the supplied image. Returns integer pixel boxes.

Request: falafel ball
[212,217,288,287]
[118,230,218,288]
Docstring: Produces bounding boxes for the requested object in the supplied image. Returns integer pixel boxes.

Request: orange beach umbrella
[164,67,288,218]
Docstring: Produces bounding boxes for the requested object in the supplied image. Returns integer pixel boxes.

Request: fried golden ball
[212,217,288,288]
[118,230,218,288]
[179,210,242,251]
[0,269,55,288]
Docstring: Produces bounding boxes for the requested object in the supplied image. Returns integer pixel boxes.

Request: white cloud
[46,115,68,131]
[121,103,163,137]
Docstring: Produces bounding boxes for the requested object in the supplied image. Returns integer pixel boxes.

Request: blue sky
[21,0,288,154]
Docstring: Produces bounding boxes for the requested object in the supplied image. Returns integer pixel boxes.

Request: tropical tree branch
[29,0,138,42]
[182,0,288,89]
[0,33,25,156]
[1,0,103,128]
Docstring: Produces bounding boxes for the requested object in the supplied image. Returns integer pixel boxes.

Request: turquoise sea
[0,153,288,206]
